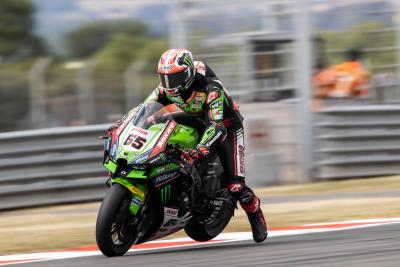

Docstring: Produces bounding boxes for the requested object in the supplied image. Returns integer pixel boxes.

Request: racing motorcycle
[96,101,236,257]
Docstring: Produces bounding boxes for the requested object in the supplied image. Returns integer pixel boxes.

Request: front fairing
[102,101,200,218]
[109,102,176,165]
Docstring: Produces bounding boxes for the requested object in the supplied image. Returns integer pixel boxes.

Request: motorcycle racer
[112,48,268,243]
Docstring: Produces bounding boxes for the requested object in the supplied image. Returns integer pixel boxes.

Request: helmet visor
[159,70,189,90]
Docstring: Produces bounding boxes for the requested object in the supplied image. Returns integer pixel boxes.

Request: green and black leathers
[145,75,242,153]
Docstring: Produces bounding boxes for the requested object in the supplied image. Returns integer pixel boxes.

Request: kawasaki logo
[205,131,222,147]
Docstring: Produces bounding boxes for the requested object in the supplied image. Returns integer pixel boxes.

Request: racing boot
[240,192,268,243]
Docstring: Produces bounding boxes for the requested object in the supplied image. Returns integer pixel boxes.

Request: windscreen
[131,101,174,130]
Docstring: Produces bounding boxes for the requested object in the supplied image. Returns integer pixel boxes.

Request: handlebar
[166,144,197,174]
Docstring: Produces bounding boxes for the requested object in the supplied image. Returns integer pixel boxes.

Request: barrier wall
[314,105,400,179]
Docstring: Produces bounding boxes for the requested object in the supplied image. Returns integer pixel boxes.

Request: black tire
[184,201,234,242]
[96,183,135,257]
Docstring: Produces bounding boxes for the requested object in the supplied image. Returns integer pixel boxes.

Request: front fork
[111,177,148,216]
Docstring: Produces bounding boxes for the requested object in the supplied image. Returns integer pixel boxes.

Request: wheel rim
[111,222,124,246]
[110,196,135,247]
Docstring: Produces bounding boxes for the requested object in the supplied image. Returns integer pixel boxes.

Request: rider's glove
[146,113,169,126]
[146,115,156,126]
[181,147,209,165]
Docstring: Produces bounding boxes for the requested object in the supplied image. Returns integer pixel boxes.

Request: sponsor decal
[239,145,245,174]
[157,122,176,149]
[131,127,151,137]
[213,109,223,120]
[132,149,151,164]
[160,184,172,204]
[153,171,179,187]
[148,153,167,164]
[195,61,206,75]
[123,127,152,152]
[150,121,177,157]
[131,196,142,206]
[124,134,147,150]
[164,207,178,217]
[150,211,192,239]
[195,92,205,97]
[210,101,222,109]
[154,164,174,175]
[130,185,144,197]
[111,144,117,158]
[192,104,202,109]
[196,65,206,76]
[205,131,222,147]
[195,92,205,100]
[207,91,220,104]
[228,183,243,193]
[115,111,136,136]
[162,64,172,72]
[171,95,184,104]
[235,129,245,176]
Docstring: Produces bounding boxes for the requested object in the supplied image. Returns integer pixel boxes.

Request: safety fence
[314,105,400,179]
[0,125,109,210]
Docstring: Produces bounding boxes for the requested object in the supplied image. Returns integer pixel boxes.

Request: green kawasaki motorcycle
[96,101,236,257]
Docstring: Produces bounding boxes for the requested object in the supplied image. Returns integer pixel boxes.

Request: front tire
[96,183,136,257]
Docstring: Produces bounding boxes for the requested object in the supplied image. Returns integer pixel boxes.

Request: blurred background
[1,0,400,209]
[2,1,400,257]
[2,0,399,131]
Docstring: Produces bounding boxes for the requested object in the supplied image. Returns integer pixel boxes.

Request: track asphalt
[2,219,399,267]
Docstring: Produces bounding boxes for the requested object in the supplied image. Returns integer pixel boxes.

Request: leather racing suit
[143,61,267,242]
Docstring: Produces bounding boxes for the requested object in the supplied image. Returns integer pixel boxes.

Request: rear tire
[96,183,136,257]
[185,197,235,242]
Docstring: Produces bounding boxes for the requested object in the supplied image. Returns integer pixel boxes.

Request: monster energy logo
[183,54,193,68]
[160,184,171,204]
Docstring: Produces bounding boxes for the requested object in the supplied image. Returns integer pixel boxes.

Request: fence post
[76,60,97,124]
[28,57,52,129]
[294,0,313,183]
[124,60,146,110]
[169,0,187,48]
[395,5,400,95]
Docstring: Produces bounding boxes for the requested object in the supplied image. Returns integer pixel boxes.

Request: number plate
[123,127,153,151]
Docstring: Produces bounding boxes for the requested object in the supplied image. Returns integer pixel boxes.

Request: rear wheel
[185,190,235,242]
[96,183,136,257]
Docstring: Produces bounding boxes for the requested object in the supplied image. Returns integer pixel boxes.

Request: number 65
[124,134,147,149]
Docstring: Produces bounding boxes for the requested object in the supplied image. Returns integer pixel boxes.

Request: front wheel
[96,183,136,257]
